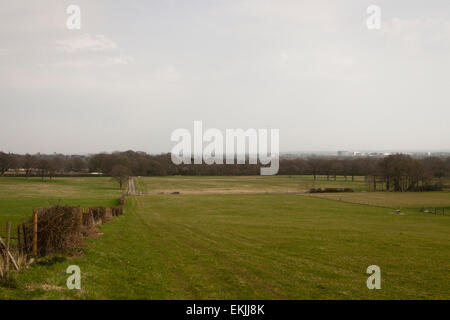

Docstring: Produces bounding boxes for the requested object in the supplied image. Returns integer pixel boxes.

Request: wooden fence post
[0,235,19,272]
[5,221,11,277]
[90,208,95,226]
[22,223,28,253]
[79,208,84,237]
[33,211,38,256]
[17,224,21,254]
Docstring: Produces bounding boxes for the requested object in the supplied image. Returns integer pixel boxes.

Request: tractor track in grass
[127,177,136,195]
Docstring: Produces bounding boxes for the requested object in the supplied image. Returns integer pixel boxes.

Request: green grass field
[0,177,122,226]
[134,175,368,194]
[310,192,450,212]
[0,176,449,299]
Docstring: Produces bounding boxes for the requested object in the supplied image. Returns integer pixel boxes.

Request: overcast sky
[1,0,449,154]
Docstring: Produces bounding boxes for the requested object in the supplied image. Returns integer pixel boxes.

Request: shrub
[23,206,82,256]
[309,188,354,193]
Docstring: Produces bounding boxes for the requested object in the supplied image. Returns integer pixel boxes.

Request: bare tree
[48,155,65,180]
[22,154,37,178]
[71,156,87,172]
[0,152,12,175]
[110,164,130,189]
[37,158,50,181]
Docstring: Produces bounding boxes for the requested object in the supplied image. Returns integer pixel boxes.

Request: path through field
[127,177,136,195]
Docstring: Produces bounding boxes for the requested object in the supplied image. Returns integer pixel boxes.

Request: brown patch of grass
[26,284,64,291]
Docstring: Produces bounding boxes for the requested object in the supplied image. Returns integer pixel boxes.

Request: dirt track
[127,177,136,195]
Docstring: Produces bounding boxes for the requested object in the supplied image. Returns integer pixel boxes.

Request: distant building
[337,151,352,157]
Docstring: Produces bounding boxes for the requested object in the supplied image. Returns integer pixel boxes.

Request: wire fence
[0,194,126,280]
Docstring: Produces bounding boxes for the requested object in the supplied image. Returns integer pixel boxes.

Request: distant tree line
[1,150,449,191]
[0,152,88,180]
[280,154,450,191]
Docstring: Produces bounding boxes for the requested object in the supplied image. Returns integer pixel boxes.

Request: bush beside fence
[0,195,126,279]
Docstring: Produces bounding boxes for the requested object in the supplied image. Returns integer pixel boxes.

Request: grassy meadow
[310,191,450,213]
[0,177,122,226]
[0,176,449,299]
[134,175,369,194]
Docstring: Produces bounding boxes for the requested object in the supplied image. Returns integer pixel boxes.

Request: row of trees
[1,151,450,190]
[374,155,446,191]
[0,152,88,179]
[280,155,450,186]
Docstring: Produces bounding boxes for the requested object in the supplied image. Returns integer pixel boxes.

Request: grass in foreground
[1,191,448,299]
